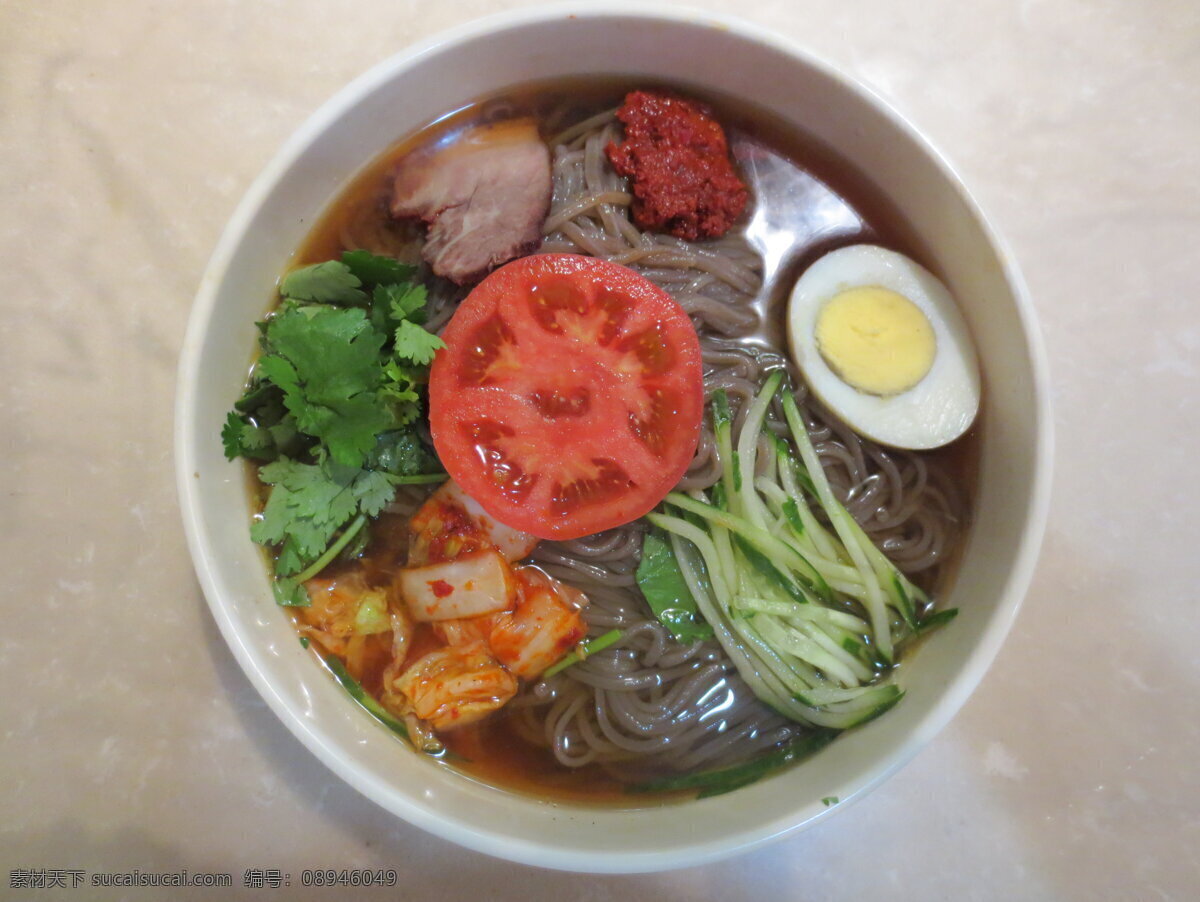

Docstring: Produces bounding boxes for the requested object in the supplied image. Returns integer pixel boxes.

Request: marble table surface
[2,1,1197,899]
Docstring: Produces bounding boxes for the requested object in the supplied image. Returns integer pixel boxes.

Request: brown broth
[276,78,981,805]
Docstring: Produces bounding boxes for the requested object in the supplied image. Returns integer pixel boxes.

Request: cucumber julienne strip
[755,616,860,687]
[917,607,959,634]
[652,513,848,726]
[651,514,798,714]
[734,595,870,634]
[774,440,839,561]
[797,684,884,707]
[780,390,897,662]
[734,369,784,529]
[798,684,903,715]
[644,370,963,740]
[756,478,878,598]
[712,390,738,503]
[733,536,814,607]
[664,492,832,603]
[781,388,929,632]
[651,507,900,731]
[796,620,875,683]
[658,513,813,706]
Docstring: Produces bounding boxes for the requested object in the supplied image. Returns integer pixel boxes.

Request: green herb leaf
[233,381,280,414]
[394,319,445,366]
[342,249,416,288]
[222,412,252,460]
[280,260,367,306]
[251,458,394,574]
[636,529,714,642]
[266,412,305,457]
[273,576,310,607]
[275,535,309,576]
[369,282,418,335]
[733,535,816,606]
[379,280,429,322]
[261,306,392,468]
[232,386,300,459]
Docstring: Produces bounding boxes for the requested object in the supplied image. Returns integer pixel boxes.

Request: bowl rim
[175,1,1053,873]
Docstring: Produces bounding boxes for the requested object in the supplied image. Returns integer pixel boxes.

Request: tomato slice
[429,254,704,540]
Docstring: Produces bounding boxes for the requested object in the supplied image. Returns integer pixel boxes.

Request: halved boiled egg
[786,245,980,450]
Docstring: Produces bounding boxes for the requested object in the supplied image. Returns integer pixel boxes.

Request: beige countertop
[3,0,1197,898]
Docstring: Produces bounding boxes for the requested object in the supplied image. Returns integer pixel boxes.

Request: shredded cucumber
[648,377,957,733]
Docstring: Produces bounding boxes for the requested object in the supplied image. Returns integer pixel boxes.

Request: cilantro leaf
[382,358,423,389]
[233,381,280,414]
[385,280,428,321]
[273,577,311,607]
[342,465,395,519]
[394,319,445,366]
[275,536,309,577]
[252,457,397,575]
[370,281,428,335]
[222,412,279,461]
[222,411,249,460]
[295,393,394,468]
[252,459,348,561]
[380,394,421,429]
[261,306,393,468]
[280,261,367,306]
[342,249,416,288]
[266,413,303,455]
[235,423,277,458]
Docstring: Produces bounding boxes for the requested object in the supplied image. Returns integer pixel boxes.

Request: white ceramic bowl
[176,4,1051,873]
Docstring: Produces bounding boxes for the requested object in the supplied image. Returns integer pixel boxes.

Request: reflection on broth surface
[251,79,978,804]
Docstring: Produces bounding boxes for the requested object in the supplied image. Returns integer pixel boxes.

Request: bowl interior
[177,7,1049,873]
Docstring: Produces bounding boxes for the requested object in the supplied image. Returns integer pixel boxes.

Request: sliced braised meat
[390,119,552,285]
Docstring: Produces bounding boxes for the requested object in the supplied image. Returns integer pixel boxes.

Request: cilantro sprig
[223,251,447,602]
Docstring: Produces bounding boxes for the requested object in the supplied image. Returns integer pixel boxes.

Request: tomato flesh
[429,254,704,540]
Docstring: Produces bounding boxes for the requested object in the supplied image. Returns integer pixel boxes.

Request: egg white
[786,244,981,450]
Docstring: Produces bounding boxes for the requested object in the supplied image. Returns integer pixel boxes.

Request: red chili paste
[606,91,748,241]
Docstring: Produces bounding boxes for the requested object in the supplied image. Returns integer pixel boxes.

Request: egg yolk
[815,286,936,396]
